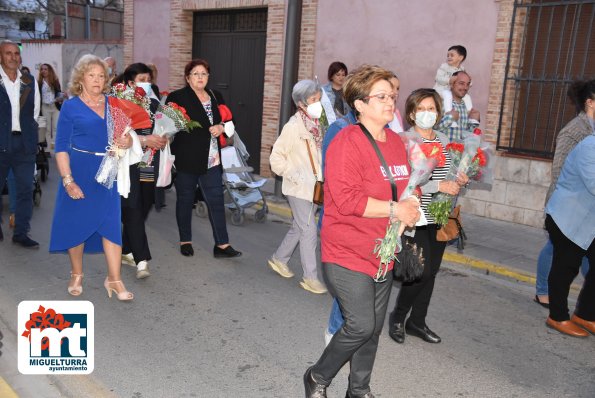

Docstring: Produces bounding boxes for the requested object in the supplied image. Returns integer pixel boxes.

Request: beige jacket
[270,113,322,202]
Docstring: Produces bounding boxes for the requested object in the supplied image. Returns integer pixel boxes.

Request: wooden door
[193,9,267,173]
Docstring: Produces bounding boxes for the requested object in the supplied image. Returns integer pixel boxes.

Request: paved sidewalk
[260,178,584,291]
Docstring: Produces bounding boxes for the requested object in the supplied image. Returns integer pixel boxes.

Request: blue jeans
[0,136,35,238]
[327,298,344,334]
[7,169,16,213]
[536,238,590,296]
[174,166,229,245]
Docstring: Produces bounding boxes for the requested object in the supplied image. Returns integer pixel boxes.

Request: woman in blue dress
[49,54,134,301]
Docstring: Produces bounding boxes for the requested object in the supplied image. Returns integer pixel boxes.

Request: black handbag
[358,123,424,282]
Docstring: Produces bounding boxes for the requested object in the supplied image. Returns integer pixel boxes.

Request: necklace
[81,95,104,107]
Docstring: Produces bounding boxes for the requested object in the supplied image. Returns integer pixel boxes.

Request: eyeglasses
[364,93,397,103]
[189,72,209,78]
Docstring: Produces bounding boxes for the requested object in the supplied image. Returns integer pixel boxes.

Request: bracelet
[389,200,395,220]
[62,175,74,188]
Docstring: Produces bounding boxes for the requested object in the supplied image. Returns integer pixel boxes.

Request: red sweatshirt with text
[321,124,411,278]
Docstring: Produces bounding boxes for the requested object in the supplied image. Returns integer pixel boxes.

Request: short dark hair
[184,59,210,78]
[568,79,595,114]
[448,45,467,61]
[404,88,443,127]
[118,62,152,85]
[327,61,348,81]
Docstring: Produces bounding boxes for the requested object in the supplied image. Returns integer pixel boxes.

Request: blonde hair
[68,54,110,96]
[343,65,395,117]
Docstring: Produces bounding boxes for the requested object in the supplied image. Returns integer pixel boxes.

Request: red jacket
[321,124,411,278]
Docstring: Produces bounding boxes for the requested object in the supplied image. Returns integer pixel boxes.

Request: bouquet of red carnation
[427,128,488,225]
[110,82,151,115]
[95,96,152,189]
[154,102,201,135]
[371,135,446,282]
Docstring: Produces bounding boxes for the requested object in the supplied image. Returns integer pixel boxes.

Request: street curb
[0,377,19,398]
[264,199,581,292]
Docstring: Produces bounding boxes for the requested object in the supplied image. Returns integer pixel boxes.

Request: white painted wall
[21,42,63,82]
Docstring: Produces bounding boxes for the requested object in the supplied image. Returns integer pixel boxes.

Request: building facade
[125,0,594,227]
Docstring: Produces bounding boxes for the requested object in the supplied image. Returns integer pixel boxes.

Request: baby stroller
[36,144,49,182]
[33,170,42,207]
[194,133,268,226]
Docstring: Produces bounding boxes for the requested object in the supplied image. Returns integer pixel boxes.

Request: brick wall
[123,1,134,68]
[126,0,318,177]
[461,0,548,227]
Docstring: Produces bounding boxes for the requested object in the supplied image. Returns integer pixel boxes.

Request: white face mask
[136,82,153,97]
[414,111,437,129]
[306,101,323,119]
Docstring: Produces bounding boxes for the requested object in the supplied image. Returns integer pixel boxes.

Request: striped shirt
[420,136,451,224]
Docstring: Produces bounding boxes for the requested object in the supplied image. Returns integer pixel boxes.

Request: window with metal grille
[497,0,595,159]
[194,9,267,33]
[19,17,35,32]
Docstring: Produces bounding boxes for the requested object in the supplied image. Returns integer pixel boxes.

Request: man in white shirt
[0,40,40,247]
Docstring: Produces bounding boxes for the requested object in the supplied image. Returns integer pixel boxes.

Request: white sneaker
[136,260,151,279]
[324,329,334,347]
[267,258,294,278]
[122,253,135,267]
[300,278,327,294]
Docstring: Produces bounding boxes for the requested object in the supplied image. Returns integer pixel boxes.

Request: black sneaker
[12,235,39,249]
[213,245,242,258]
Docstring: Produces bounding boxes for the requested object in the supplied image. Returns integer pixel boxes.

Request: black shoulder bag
[357,123,424,282]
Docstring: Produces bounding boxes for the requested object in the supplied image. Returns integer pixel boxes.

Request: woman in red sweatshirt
[304,65,420,398]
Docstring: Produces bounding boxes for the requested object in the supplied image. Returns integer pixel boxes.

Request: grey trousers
[312,262,393,395]
[272,195,319,280]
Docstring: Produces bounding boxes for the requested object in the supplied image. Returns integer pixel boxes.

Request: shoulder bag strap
[357,123,397,201]
[304,140,319,181]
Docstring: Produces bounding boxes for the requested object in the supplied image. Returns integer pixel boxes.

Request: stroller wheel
[254,208,267,223]
[194,201,208,218]
[33,190,42,207]
[231,211,245,226]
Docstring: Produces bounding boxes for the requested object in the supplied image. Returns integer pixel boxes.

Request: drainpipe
[274,0,302,198]
[85,4,91,39]
[64,0,69,39]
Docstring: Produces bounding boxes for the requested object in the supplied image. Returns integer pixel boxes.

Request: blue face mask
[136,82,153,98]
[107,67,113,76]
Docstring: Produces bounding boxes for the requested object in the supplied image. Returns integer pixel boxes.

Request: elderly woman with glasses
[165,58,241,258]
[303,65,420,398]
[268,79,327,294]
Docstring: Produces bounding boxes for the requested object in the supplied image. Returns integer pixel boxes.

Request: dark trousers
[312,263,392,396]
[391,225,446,326]
[174,166,229,245]
[546,215,595,321]
[0,135,35,238]
[122,181,155,263]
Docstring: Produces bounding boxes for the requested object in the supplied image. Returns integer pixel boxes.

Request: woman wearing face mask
[113,63,168,279]
[166,59,242,258]
[387,88,468,345]
[268,79,327,294]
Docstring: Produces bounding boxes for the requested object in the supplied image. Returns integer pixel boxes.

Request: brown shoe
[571,314,595,335]
[546,317,589,337]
